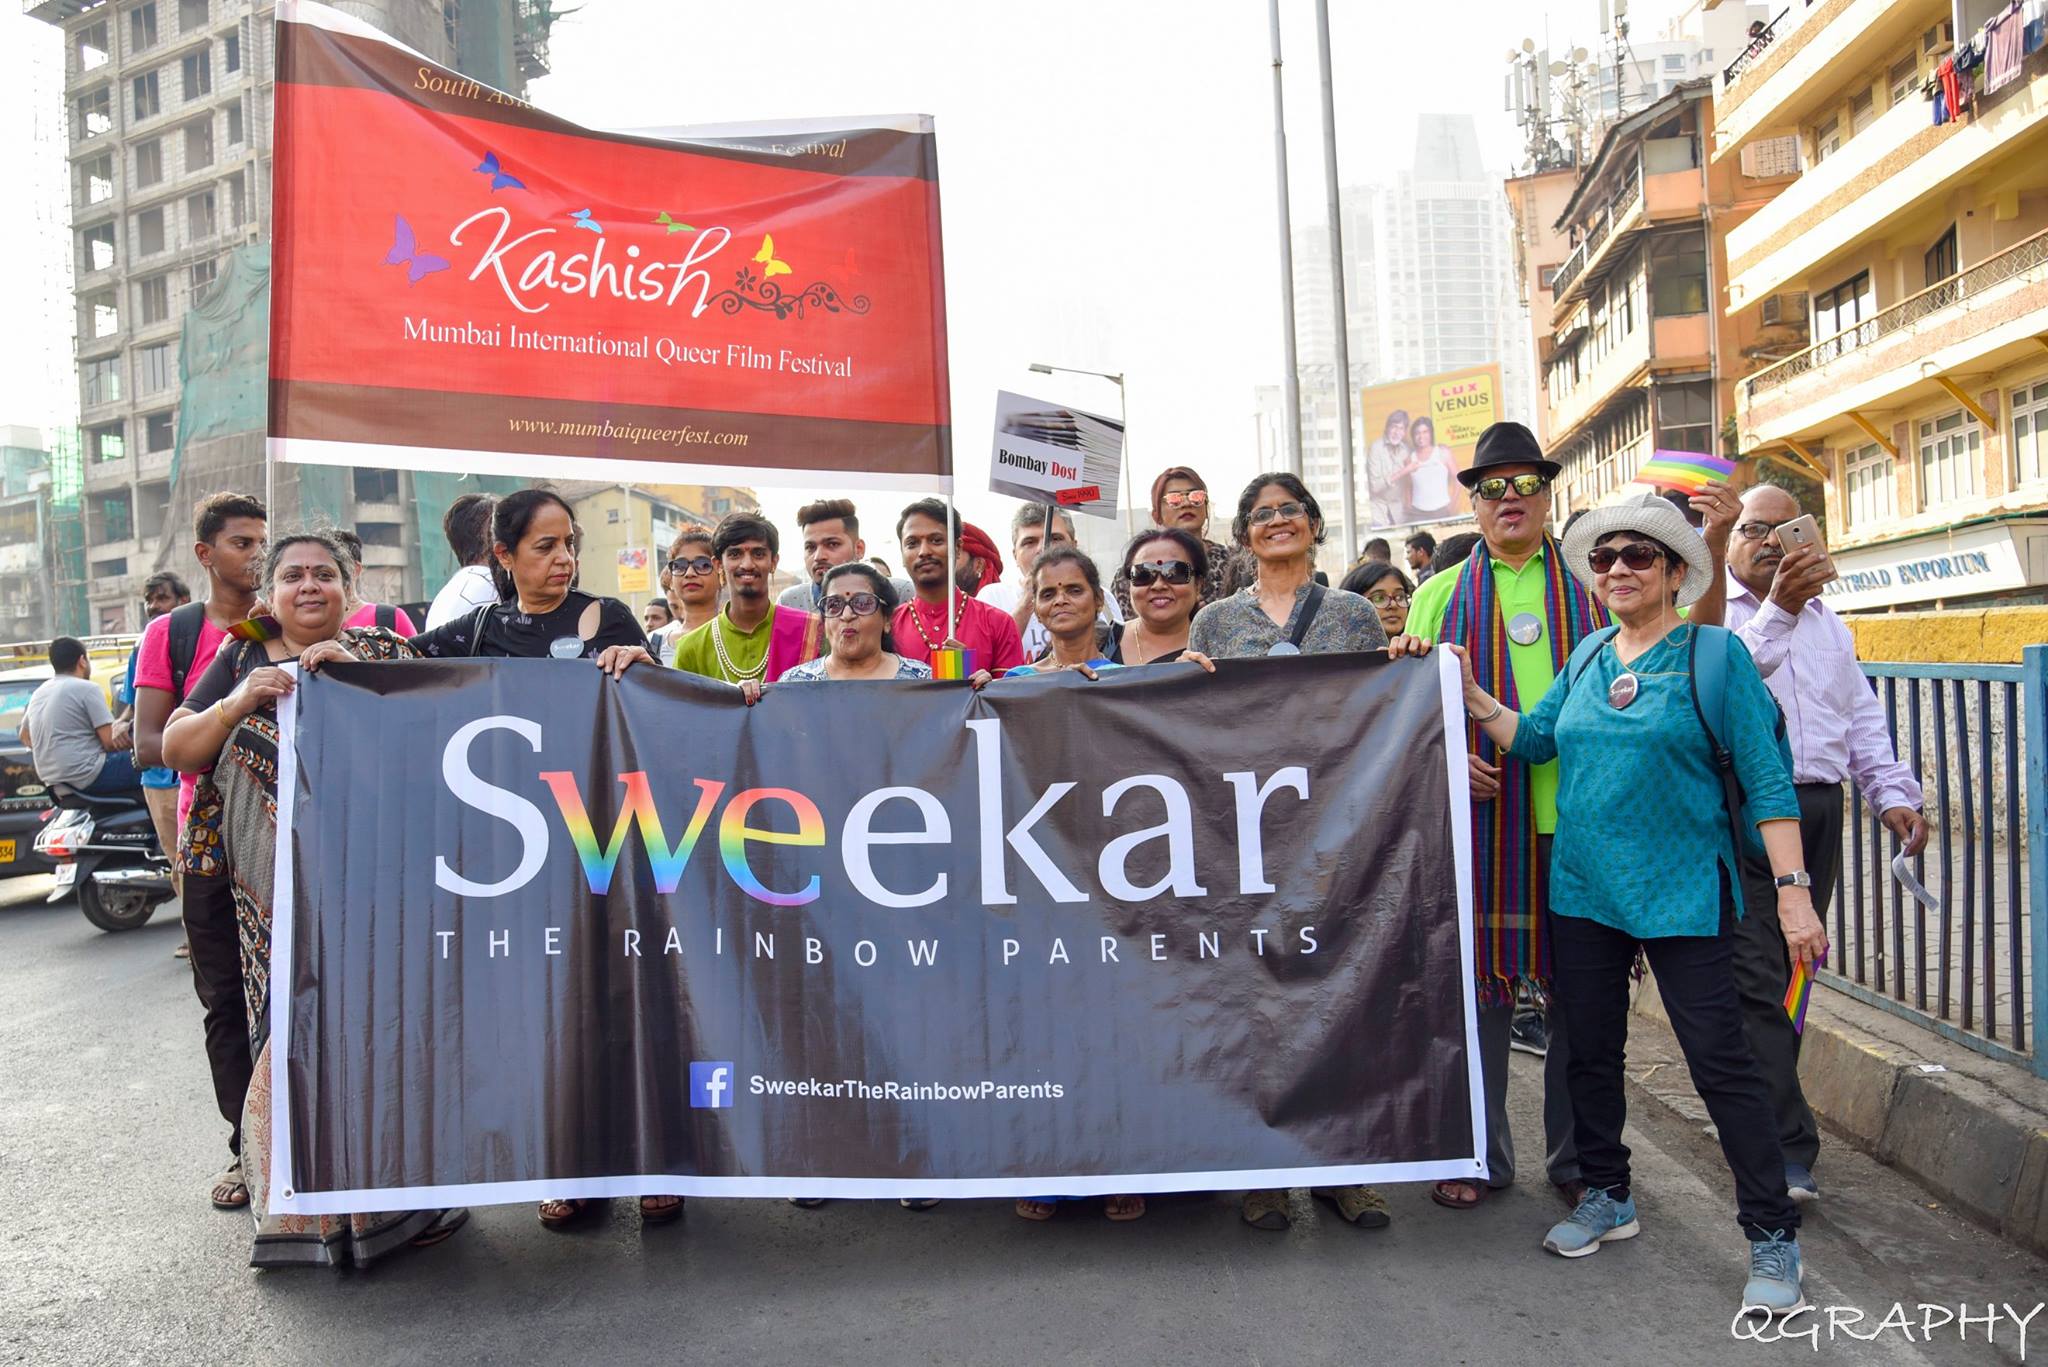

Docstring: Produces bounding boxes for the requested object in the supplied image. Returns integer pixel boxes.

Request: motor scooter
[34,787,177,932]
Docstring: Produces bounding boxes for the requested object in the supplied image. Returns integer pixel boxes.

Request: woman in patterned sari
[163,530,468,1269]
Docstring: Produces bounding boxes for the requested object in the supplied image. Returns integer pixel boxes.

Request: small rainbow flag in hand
[1784,950,1825,1034]
[1637,449,1738,495]
[931,647,974,680]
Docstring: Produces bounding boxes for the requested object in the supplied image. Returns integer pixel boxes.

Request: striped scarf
[1441,537,1608,1004]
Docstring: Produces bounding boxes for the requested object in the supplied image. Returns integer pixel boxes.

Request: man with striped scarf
[1404,421,1606,1212]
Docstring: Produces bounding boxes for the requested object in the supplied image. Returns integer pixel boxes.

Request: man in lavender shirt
[1724,484,1928,1206]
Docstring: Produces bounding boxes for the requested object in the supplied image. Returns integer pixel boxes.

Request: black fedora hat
[1457,420,1562,488]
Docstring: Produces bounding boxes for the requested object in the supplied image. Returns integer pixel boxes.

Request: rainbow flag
[1784,950,1825,1034]
[226,613,283,643]
[1637,449,1737,494]
[930,646,974,680]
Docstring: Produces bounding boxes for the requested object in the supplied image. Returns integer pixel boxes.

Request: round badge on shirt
[1608,672,1640,710]
[548,636,585,660]
[1267,641,1301,657]
[1506,612,1545,646]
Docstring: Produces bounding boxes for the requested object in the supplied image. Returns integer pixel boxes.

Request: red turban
[958,522,1004,594]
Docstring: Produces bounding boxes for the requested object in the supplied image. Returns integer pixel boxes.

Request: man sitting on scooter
[19,637,140,797]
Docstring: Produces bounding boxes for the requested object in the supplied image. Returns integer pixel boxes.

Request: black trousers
[182,869,252,1157]
[1550,885,1800,1239]
[1734,782,1844,1170]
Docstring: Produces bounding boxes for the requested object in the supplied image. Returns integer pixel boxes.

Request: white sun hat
[1560,490,1716,608]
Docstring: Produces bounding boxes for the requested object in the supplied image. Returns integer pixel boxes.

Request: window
[84,289,118,338]
[133,70,160,121]
[83,355,122,406]
[137,342,174,395]
[75,21,110,71]
[1917,411,1981,506]
[1655,381,1714,455]
[225,103,243,145]
[1888,54,1919,105]
[1663,53,1686,72]
[188,188,216,240]
[89,422,125,462]
[136,207,165,257]
[134,138,162,187]
[138,274,171,325]
[80,223,116,273]
[130,3,158,52]
[2012,379,2048,487]
[75,87,112,140]
[226,172,246,229]
[82,154,114,204]
[144,411,176,454]
[1813,115,1840,163]
[1650,233,1707,316]
[1924,226,1957,287]
[224,32,240,73]
[184,119,213,171]
[1812,270,1872,339]
[354,469,401,504]
[189,257,217,300]
[1843,443,1895,528]
[1851,90,1876,135]
[179,0,208,31]
[181,47,211,101]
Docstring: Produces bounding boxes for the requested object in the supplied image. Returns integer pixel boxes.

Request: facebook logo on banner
[690,1062,735,1110]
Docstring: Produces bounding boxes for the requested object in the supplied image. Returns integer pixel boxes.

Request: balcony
[1713,0,1944,161]
[1726,50,2048,311]
[1552,146,1708,318]
[1741,228,2048,444]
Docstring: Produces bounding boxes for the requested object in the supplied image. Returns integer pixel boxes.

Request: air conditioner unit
[1922,21,1953,54]
[1761,291,1808,326]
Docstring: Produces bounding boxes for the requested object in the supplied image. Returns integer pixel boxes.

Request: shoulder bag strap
[167,600,207,702]
[1287,582,1327,650]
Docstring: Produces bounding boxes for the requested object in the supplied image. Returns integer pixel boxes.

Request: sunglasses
[1734,520,1791,542]
[1587,543,1666,573]
[820,592,882,618]
[1248,501,1309,526]
[667,555,716,576]
[1161,490,1209,509]
[1128,559,1195,588]
[1473,474,1550,501]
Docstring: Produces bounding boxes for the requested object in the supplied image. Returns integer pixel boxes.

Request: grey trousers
[1477,996,1579,1188]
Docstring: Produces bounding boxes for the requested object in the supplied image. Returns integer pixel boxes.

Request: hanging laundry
[1933,86,1950,125]
[1938,55,1966,118]
[2025,0,2045,53]
[1987,1,2026,91]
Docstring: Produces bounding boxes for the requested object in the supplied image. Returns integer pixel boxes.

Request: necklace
[710,612,767,683]
[908,597,955,652]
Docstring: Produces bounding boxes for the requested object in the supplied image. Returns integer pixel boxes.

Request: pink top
[133,609,231,827]
[345,602,418,636]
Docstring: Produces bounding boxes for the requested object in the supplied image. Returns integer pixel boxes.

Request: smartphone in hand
[1776,514,1837,582]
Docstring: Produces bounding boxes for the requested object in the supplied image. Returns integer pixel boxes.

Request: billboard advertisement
[1359,364,1502,527]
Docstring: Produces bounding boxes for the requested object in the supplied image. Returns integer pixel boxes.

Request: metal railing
[1822,650,2047,1076]
[1724,8,1789,86]
[1747,228,2048,398]
[1550,161,1645,299]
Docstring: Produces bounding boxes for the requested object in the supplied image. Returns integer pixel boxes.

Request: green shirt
[1406,544,1565,834]
[671,608,773,684]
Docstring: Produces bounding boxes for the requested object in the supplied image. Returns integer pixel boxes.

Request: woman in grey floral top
[1188,474,1389,661]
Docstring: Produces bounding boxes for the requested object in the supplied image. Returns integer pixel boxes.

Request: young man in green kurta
[1404,421,1600,1213]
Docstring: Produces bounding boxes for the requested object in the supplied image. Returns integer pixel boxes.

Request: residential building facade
[1721,0,2048,610]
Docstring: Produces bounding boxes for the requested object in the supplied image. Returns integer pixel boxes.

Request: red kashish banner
[269,0,951,491]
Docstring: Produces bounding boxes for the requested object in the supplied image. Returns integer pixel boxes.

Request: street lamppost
[1027,361,1135,535]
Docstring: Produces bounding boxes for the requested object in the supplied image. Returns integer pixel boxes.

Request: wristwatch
[1774,871,1812,889]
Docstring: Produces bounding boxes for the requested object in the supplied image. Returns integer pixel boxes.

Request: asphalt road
[5,875,2045,1367]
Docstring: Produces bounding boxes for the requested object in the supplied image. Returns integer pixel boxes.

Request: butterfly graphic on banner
[569,209,603,234]
[655,212,695,234]
[707,231,872,322]
[473,152,526,192]
[383,214,450,284]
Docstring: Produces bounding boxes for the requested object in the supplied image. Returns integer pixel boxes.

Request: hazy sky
[0,0,1681,546]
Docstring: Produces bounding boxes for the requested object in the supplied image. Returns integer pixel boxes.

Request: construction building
[1719,0,2048,611]
[1508,80,1804,514]
[30,0,559,631]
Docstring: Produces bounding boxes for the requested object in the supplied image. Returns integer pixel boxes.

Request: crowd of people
[21,418,1929,1317]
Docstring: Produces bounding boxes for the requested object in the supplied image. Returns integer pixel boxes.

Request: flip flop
[639,1194,684,1225]
[1014,1199,1057,1221]
[1430,1180,1488,1210]
[210,1157,249,1211]
[537,1198,601,1229]
[410,1207,471,1248]
[1105,1195,1146,1222]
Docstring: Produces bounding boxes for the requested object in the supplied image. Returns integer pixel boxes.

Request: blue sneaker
[1785,1163,1819,1204]
[1742,1229,1806,1315]
[1541,1186,1640,1258]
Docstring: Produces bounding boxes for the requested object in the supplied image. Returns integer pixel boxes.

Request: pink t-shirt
[133,609,231,827]
[345,602,418,636]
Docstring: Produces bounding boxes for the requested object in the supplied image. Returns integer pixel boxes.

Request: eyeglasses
[1128,559,1195,588]
[1366,589,1410,608]
[667,555,716,576]
[1587,543,1666,573]
[1734,520,1791,542]
[820,592,882,618]
[1161,490,1208,509]
[1248,501,1309,526]
[1473,474,1550,501]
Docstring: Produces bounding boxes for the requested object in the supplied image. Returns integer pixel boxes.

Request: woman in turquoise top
[1392,491,1821,1319]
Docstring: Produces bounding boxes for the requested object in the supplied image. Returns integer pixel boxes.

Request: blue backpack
[1564,623,1792,859]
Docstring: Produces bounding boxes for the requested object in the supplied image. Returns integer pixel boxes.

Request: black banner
[270,654,1483,1211]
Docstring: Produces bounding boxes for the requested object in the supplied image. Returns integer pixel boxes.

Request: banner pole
[945,489,958,643]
